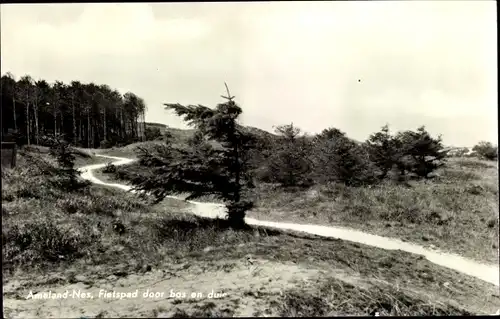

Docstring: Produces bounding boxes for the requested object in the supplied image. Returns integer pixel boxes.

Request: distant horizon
[1,2,496,147]
[139,119,487,149]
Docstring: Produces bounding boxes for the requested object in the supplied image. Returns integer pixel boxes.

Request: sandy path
[81,154,499,287]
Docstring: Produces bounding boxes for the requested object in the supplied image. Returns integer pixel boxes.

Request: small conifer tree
[129,84,256,228]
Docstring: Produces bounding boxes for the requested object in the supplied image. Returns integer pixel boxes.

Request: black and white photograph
[1,1,499,317]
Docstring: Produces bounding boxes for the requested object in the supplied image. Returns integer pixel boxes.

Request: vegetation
[85,85,496,263]
[312,127,376,186]
[395,126,447,178]
[125,84,257,228]
[265,123,313,187]
[1,72,147,148]
[257,124,447,188]
[45,134,93,191]
[249,155,499,263]
[3,81,499,316]
[96,117,498,262]
[103,162,117,174]
[144,126,163,141]
[365,124,403,179]
[472,141,498,161]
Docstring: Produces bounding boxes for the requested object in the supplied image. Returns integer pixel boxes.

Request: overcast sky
[1,2,497,146]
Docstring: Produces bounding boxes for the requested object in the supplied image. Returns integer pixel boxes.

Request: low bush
[103,162,117,173]
[472,141,498,161]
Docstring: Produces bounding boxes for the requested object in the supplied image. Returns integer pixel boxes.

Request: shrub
[311,128,376,186]
[365,125,402,179]
[42,134,90,192]
[100,139,112,149]
[472,141,498,161]
[245,132,274,174]
[145,127,163,141]
[394,126,447,178]
[3,219,98,267]
[265,123,314,187]
[103,162,117,173]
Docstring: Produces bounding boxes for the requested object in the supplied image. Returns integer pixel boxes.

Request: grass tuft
[275,277,472,316]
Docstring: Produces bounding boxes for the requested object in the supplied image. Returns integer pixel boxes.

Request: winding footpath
[80,154,500,287]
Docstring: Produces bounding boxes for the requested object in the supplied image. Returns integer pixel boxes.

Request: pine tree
[395,126,447,178]
[267,123,313,187]
[45,134,90,191]
[129,84,256,228]
[312,127,375,186]
[366,124,401,179]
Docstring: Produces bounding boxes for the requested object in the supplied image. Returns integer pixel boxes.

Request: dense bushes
[253,124,448,188]
[472,141,498,161]
[311,128,376,186]
[264,124,313,187]
[101,118,473,195]
[365,125,402,179]
[103,162,117,173]
[395,127,447,178]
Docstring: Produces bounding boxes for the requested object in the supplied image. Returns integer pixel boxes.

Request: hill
[144,122,167,129]
[2,147,499,317]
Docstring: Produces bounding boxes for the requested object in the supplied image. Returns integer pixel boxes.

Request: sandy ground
[4,258,327,318]
[82,155,499,287]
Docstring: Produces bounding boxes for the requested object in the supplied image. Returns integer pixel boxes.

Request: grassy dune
[249,157,499,263]
[2,150,499,317]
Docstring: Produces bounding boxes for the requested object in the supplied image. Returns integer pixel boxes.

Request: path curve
[80,154,499,287]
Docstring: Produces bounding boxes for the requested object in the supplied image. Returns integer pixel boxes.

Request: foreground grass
[3,151,499,317]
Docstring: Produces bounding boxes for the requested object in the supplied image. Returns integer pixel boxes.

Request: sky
[1,1,497,147]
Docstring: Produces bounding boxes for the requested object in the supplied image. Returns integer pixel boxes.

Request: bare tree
[16,75,35,145]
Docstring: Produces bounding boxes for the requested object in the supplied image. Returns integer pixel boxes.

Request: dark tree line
[1,72,147,148]
[261,123,448,188]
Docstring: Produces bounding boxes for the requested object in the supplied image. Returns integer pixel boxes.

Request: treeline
[1,72,147,148]
[248,123,448,188]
